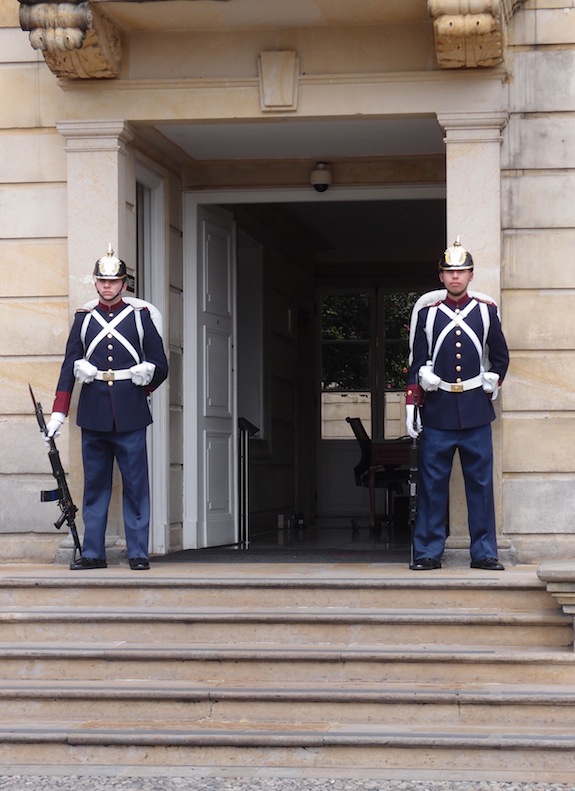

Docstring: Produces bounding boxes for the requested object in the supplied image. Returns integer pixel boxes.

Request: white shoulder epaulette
[408,289,499,366]
[81,296,163,337]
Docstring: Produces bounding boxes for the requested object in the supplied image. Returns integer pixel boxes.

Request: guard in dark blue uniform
[46,246,169,571]
[405,239,509,571]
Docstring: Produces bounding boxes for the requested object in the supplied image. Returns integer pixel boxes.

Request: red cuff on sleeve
[405,383,423,406]
[52,391,72,415]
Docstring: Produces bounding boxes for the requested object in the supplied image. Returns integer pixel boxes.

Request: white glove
[130,361,156,386]
[419,364,441,392]
[45,412,66,442]
[483,371,500,401]
[73,358,98,384]
[406,404,423,440]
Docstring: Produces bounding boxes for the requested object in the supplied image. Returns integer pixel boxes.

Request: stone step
[0,605,570,647]
[0,720,574,774]
[0,563,571,778]
[0,569,559,612]
[1,679,575,727]
[1,642,574,684]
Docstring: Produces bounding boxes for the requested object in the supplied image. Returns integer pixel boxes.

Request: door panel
[205,327,232,416]
[196,207,237,547]
[204,430,235,544]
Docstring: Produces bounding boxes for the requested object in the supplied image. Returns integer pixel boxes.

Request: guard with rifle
[405,238,509,571]
[43,245,168,571]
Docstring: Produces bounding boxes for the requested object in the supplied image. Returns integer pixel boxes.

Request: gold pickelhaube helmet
[93,244,127,280]
[439,236,474,271]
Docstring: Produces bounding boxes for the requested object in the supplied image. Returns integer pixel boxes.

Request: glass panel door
[319,289,418,443]
[320,291,373,439]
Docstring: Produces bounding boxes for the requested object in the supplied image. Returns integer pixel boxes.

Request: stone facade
[502,2,575,562]
[0,0,574,564]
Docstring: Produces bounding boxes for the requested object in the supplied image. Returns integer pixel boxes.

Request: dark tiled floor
[154,524,411,564]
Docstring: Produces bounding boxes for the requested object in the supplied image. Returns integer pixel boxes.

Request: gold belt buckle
[451,383,463,393]
[102,370,115,382]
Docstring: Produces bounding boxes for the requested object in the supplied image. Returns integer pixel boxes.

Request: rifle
[29,384,82,561]
[408,400,419,568]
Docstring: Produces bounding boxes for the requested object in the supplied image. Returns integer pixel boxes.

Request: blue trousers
[81,427,150,560]
[413,424,498,562]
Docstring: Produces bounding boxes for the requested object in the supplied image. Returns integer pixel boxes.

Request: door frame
[182,185,445,549]
[135,162,170,555]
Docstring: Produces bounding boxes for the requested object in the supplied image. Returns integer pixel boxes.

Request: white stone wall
[502,1,575,560]
[0,3,71,559]
[0,0,187,561]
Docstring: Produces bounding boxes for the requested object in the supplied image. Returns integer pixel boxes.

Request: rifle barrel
[28,383,82,559]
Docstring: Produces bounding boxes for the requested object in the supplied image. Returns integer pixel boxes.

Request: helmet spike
[93,245,127,280]
[439,237,474,271]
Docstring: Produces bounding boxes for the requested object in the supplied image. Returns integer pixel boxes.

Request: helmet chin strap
[95,280,126,304]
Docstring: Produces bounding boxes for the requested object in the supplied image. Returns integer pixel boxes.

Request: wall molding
[18,0,527,80]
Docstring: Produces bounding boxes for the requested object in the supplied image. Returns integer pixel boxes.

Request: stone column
[436,111,511,560]
[54,120,136,563]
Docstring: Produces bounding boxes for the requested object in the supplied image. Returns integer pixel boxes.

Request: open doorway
[315,287,420,536]
[184,189,445,557]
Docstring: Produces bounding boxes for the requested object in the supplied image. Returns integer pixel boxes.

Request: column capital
[56,120,135,151]
[437,111,509,143]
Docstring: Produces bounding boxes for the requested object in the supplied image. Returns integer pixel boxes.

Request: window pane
[322,391,371,439]
[320,292,372,439]
[383,292,418,392]
[322,293,370,340]
[322,342,370,391]
[385,341,410,391]
[383,292,418,338]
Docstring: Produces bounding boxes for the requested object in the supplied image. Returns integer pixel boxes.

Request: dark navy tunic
[53,300,168,430]
[405,293,510,563]
[51,298,168,561]
[406,294,509,426]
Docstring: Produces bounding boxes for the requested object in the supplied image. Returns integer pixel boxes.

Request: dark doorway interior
[231,197,445,554]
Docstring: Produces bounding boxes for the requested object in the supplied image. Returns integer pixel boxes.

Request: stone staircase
[0,562,574,779]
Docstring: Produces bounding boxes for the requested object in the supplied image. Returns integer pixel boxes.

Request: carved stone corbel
[18,0,122,78]
[428,0,525,69]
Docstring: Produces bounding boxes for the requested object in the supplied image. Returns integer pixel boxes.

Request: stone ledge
[538,562,575,585]
[537,562,575,650]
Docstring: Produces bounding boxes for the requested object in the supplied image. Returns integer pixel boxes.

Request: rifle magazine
[41,488,63,502]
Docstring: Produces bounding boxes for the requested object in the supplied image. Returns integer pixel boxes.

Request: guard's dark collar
[444,293,472,310]
[98,298,125,311]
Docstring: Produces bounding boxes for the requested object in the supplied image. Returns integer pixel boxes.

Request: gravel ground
[0,778,573,791]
